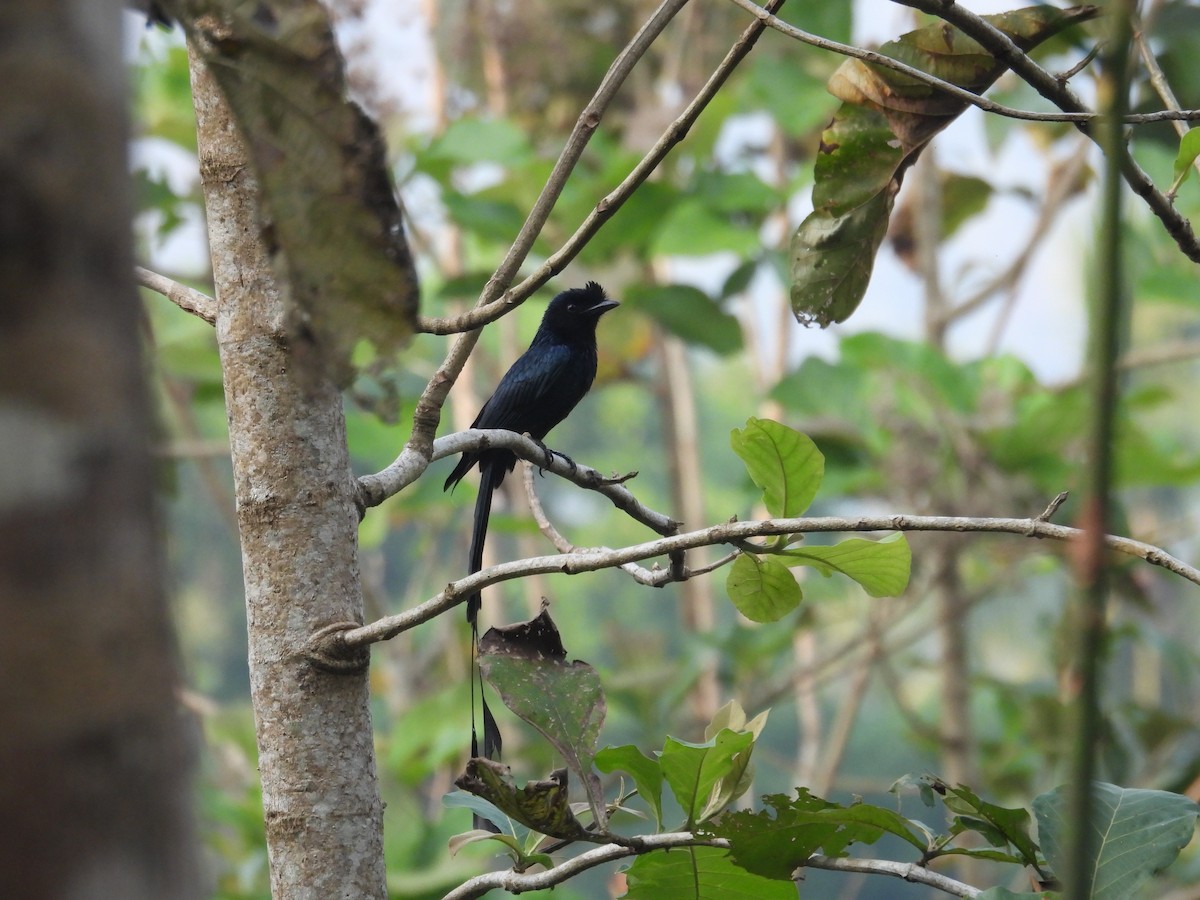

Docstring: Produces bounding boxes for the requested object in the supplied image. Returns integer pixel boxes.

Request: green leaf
[935,846,1030,866]
[790,188,894,327]
[700,702,769,820]
[942,173,993,238]
[622,846,796,899]
[730,418,824,517]
[651,198,762,257]
[1171,128,1200,190]
[976,890,1055,899]
[693,170,779,215]
[595,745,664,830]
[781,534,911,598]
[660,729,755,828]
[721,259,759,299]
[623,284,742,355]
[442,789,518,836]
[1034,782,1200,899]
[726,555,802,623]
[424,116,532,165]
[441,192,525,243]
[703,790,927,880]
[940,782,1041,867]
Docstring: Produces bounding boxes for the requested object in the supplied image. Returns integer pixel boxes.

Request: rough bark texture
[188,49,387,900]
[0,1,200,896]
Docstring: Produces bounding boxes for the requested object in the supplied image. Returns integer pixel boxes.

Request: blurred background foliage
[130,1,1200,896]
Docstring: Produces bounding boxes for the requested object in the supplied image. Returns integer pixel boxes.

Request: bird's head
[538,281,619,340]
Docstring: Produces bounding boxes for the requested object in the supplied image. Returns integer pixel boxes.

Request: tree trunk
[0,1,200,896]
[188,49,387,899]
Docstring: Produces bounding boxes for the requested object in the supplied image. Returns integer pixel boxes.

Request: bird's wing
[470,343,574,436]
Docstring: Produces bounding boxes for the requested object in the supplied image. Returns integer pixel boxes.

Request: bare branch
[440,832,981,900]
[1134,19,1200,198]
[441,834,720,900]
[308,511,1200,659]
[135,266,217,324]
[942,140,1090,328]
[804,854,981,898]
[521,460,679,586]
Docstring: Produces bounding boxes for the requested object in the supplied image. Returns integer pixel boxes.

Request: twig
[1119,339,1200,371]
[891,0,1200,263]
[439,832,981,900]
[521,460,667,585]
[135,266,217,324]
[305,511,1200,661]
[1038,492,1070,522]
[1135,20,1199,198]
[1056,42,1104,83]
[942,138,1090,330]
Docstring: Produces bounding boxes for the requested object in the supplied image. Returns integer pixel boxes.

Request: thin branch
[493,0,788,314]
[1119,339,1200,371]
[890,0,1200,263]
[1135,22,1191,143]
[1134,19,1200,198]
[805,854,981,898]
[306,511,1200,662]
[726,0,1200,127]
[135,266,217,324]
[441,832,981,900]
[358,429,679,537]
[442,837,673,900]
[521,460,668,586]
[416,0,691,336]
[942,139,1090,328]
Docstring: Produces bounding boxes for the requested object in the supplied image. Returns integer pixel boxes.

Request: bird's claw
[532,439,577,477]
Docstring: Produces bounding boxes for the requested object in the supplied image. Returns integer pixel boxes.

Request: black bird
[445,281,618,760]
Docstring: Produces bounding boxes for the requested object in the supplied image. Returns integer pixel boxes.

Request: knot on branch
[590,469,639,486]
[304,621,370,674]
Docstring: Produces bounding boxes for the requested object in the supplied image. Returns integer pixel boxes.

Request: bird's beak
[587,298,620,317]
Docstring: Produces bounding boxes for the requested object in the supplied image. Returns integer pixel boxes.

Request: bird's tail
[468,461,504,767]
[467,461,504,832]
[466,460,499,629]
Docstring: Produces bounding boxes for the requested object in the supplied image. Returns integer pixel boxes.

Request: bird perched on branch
[445,281,618,761]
